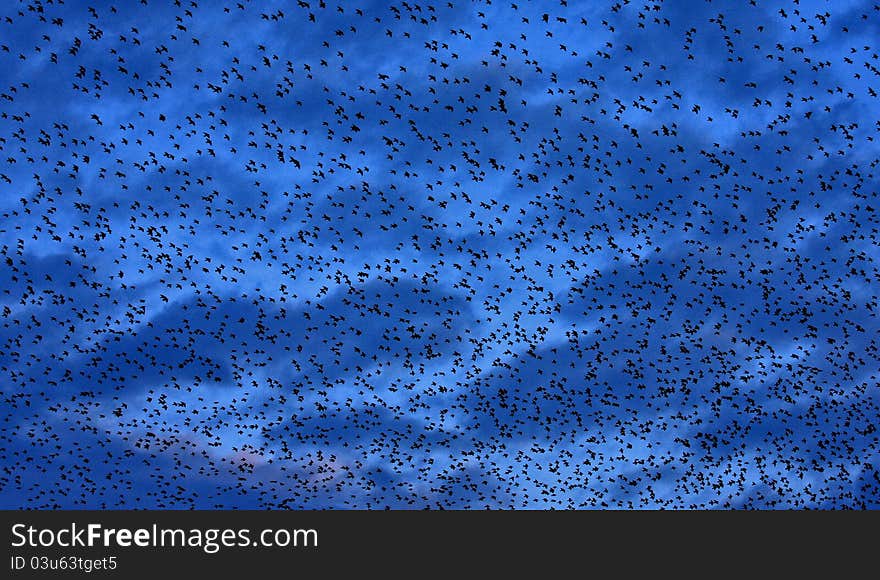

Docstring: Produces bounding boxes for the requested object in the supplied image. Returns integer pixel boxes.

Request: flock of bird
[1,0,879,508]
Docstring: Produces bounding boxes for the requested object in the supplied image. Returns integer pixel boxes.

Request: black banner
[0,510,874,577]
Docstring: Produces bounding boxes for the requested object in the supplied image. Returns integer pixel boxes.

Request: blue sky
[1,0,879,508]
